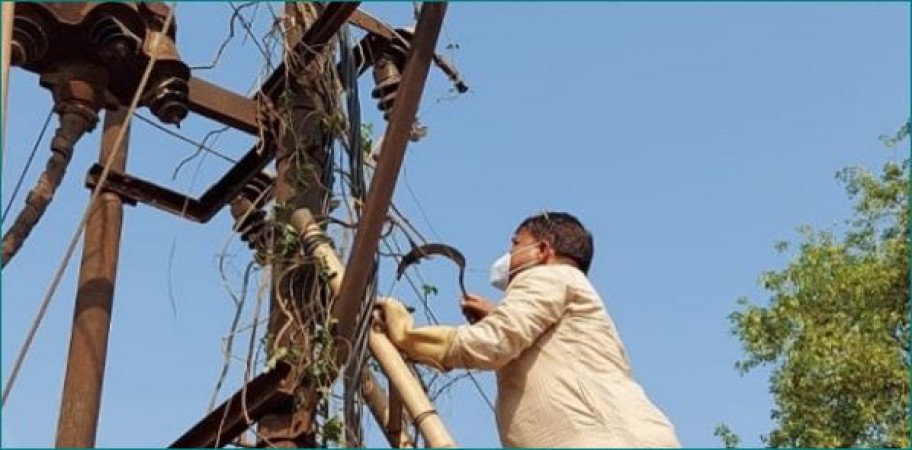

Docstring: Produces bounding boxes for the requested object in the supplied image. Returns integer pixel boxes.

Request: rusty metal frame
[168,362,294,448]
[86,3,360,224]
[85,138,272,223]
[164,4,366,446]
[166,5,449,446]
[258,2,361,101]
[186,77,260,135]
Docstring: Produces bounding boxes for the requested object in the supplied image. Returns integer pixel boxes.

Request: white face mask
[489,252,512,291]
[489,242,541,291]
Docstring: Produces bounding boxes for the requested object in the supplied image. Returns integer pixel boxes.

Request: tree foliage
[728,122,910,447]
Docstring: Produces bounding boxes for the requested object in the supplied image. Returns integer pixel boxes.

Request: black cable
[2,109,54,226]
[340,24,365,207]
[226,1,274,72]
[338,23,376,446]
[134,114,237,164]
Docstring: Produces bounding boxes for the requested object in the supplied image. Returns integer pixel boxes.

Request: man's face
[509,229,545,273]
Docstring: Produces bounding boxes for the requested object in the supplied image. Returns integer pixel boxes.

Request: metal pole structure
[1,1,14,165]
[55,107,130,447]
[257,4,337,446]
[274,5,448,444]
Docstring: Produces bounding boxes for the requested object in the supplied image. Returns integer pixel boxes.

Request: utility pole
[267,4,449,446]
[55,107,129,447]
[257,3,338,447]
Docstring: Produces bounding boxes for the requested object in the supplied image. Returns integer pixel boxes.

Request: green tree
[728,122,910,448]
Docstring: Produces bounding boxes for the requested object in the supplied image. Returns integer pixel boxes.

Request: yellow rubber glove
[378,298,457,372]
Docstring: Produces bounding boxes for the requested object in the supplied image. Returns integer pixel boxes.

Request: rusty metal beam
[254,3,358,446]
[84,164,193,219]
[258,2,360,101]
[84,138,273,223]
[55,107,129,448]
[348,8,397,40]
[195,140,274,219]
[332,2,447,344]
[168,362,294,449]
[187,77,260,135]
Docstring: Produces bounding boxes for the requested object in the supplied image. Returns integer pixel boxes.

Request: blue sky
[2,2,909,448]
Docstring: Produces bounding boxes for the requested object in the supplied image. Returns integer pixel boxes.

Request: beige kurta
[443,264,680,448]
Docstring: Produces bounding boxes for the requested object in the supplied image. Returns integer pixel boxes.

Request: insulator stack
[230,172,275,263]
[370,29,412,120]
[9,2,191,126]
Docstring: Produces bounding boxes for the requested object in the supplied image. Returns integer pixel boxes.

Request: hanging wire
[224,1,275,73]
[134,114,237,164]
[191,1,259,71]
[2,109,54,225]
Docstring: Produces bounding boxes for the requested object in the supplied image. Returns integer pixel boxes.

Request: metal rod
[187,77,260,135]
[55,107,129,448]
[331,0,447,349]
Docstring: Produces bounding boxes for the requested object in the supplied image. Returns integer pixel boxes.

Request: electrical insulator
[230,172,275,263]
[9,2,191,127]
[370,28,412,120]
[145,76,189,126]
[10,9,50,66]
[371,58,400,120]
[88,15,142,64]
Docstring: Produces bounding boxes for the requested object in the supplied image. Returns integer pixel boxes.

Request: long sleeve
[445,265,568,371]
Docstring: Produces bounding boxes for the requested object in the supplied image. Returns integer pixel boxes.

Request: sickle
[396,243,468,298]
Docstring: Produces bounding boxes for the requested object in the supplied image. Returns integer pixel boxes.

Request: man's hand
[461,293,494,324]
[372,298,457,372]
[375,298,414,343]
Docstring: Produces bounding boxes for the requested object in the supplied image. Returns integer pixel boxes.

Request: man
[379,212,680,448]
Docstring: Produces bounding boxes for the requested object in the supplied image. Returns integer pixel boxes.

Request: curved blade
[396,243,465,279]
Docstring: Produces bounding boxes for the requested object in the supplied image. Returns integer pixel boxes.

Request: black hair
[516,211,594,274]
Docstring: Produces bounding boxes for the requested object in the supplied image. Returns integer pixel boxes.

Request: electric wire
[1,109,54,225]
